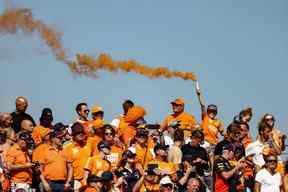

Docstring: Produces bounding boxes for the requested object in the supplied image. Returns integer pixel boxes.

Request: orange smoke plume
[0,8,197,81]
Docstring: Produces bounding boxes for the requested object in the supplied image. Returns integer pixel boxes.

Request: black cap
[53,122,68,131]
[136,128,149,138]
[222,143,234,152]
[97,140,111,151]
[87,175,106,184]
[207,104,217,111]
[154,143,169,153]
[123,150,136,158]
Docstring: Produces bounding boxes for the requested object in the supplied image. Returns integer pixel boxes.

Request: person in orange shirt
[201,105,225,146]
[91,106,104,129]
[110,99,134,133]
[148,144,176,176]
[98,125,124,170]
[130,128,154,168]
[84,141,111,184]
[132,166,160,192]
[6,132,34,192]
[31,108,53,146]
[63,122,93,192]
[119,106,147,146]
[160,98,197,139]
[38,129,73,192]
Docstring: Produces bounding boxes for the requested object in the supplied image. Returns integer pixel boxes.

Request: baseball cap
[222,143,234,151]
[207,104,217,111]
[171,98,185,105]
[97,140,111,151]
[123,150,136,158]
[53,122,68,131]
[92,106,104,114]
[154,143,169,153]
[160,176,173,186]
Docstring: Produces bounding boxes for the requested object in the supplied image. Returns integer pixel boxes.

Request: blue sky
[0,0,287,139]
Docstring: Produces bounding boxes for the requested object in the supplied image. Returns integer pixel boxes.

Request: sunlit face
[261,127,272,142]
[18,139,27,150]
[264,115,275,128]
[207,110,217,119]
[186,178,200,192]
[2,114,12,127]
[16,98,28,113]
[136,136,147,144]
[79,105,89,119]
[104,130,114,141]
[172,103,184,114]
[156,149,168,158]
[266,156,278,170]
[241,114,251,123]
[21,120,34,133]
[92,112,104,120]
[239,124,248,140]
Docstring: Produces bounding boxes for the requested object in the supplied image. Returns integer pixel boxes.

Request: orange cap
[171,98,185,105]
[92,106,104,114]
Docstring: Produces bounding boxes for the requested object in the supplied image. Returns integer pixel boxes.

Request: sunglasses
[161,184,173,189]
[267,159,277,163]
[105,132,113,136]
[84,110,90,113]
[265,118,274,121]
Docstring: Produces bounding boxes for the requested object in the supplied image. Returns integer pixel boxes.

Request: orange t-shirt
[6,144,32,183]
[118,119,136,146]
[32,143,49,162]
[64,141,92,180]
[84,187,99,192]
[38,144,70,181]
[201,115,224,145]
[31,125,51,145]
[148,159,176,175]
[134,144,153,167]
[162,112,197,137]
[84,155,111,175]
[139,183,159,192]
[106,145,124,169]
[76,120,93,135]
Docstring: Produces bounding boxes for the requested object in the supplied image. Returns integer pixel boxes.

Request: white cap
[160,176,173,186]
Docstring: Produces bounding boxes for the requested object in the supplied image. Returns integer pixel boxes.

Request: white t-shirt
[255,168,281,192]
[245,140,265,167]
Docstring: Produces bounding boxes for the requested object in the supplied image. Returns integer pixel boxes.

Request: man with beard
[11,96,35,133]
[32,108,54,145]
[64,122,93,192]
